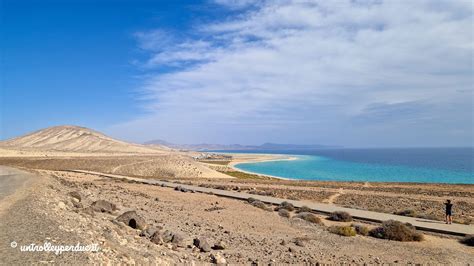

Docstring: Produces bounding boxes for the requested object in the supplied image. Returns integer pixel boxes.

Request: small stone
[171,233,185,246]
[91,200,117,213]
[68,191,82,202]
[211,253,227,265]
[213,241,226,250]
[71,200,83,208]
[140,227,159,239]
[150,232,163,245]
[161,230,174,243]
[193,237,212,252]
[58,202,66,209]
[295,240,306,247]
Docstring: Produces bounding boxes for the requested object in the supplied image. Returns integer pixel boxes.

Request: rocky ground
[1,169,472,264]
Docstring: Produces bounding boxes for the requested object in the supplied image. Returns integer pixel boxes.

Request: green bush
[460,235,474,246]
[328,211,353,222]
[295,212,322,224]
[329,226,356,237]
[369,220,423,242]
[352,224,369,236]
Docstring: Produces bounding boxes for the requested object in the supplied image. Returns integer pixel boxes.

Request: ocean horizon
[216,147,474,184]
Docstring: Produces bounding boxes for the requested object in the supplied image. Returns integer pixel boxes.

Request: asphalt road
[0,166,32,201]
[71,169,474,236]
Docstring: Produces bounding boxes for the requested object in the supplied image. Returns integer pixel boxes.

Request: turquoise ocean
[220,148,473,184]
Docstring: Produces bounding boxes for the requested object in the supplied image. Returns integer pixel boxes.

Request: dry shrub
[276,201,295,212]
[295,212,323,224]
[251,200,272,211]
[394,209,416,217]
[352,224,369,236]
[328,211,353,222]
[278,209,291,218]
[329,226,356,237]
[460,235,474,246]
[296,206,312,213]
[247,197,258,203]
[369,220,423,242]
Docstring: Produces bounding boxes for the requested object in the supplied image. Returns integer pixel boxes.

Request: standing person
[445,199,453,224]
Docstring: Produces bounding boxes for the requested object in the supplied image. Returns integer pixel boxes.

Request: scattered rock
[193,237,212,252]
[91,200,117,213]
[161,230,174,243]
[71,200,83,208]
[295,239,306,247]
[80,206,95,217]
[68,191,82,202]
[213,240,226,250]
[140,227,159,239]
[150,232,164,245]
[58,201,66,210]
[116,211,147,230]
[211,252,227,265]
[171,232,185,246]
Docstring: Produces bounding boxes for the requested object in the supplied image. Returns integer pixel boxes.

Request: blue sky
[1,0,473,147]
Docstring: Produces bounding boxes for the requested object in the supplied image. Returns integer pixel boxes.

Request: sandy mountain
[0,125,169,154]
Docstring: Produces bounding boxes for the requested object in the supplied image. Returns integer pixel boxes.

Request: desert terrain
[0,126,473,264]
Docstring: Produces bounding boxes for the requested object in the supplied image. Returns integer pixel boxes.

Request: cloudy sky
[2,0,473,147]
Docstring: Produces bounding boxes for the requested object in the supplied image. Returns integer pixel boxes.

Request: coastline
[215,151,474,185]
[224,153,300,181]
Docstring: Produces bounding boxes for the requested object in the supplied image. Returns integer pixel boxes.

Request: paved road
[0,166,33,201]
[70,169,474,236]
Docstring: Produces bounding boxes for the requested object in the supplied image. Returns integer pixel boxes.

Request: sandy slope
[0,126,230,178]
[0,125,168,154]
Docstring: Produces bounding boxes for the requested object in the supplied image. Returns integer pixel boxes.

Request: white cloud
[111,0,473,147]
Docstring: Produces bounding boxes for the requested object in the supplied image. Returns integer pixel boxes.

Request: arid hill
[0,125,168,154]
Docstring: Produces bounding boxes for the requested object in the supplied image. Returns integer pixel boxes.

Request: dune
[0,125,169,154]
[0,125,231,178]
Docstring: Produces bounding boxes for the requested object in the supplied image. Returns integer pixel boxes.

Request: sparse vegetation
[198,160,231,165]
[460,235,474,246]
[352,224,369,236]
[328,211,353,222]
[296,205,312,213]
[247,197,258,203]
[394,209,416,217]
[275,201,295,212]
[219,171,271,179]
[278,209,291,218]
[329,225,356,237]
[249,199,273,211]
[369,220,423,242]
[295,212,322,224]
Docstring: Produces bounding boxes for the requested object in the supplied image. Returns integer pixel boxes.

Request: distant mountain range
[144,140,339,151]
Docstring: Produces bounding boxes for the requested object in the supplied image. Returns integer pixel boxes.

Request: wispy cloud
[111,0,473,147]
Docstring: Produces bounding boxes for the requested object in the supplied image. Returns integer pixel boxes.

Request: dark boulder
[116,211,146,230]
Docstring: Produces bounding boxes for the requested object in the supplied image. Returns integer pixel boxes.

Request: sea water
[223,148,473,184]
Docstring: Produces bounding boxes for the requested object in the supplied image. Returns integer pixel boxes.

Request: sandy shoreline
[217,153,299,180]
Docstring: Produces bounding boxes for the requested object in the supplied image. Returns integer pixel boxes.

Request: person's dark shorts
[446,210,452,216]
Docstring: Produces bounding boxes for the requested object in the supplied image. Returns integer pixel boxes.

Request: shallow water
[225,148,474,184]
